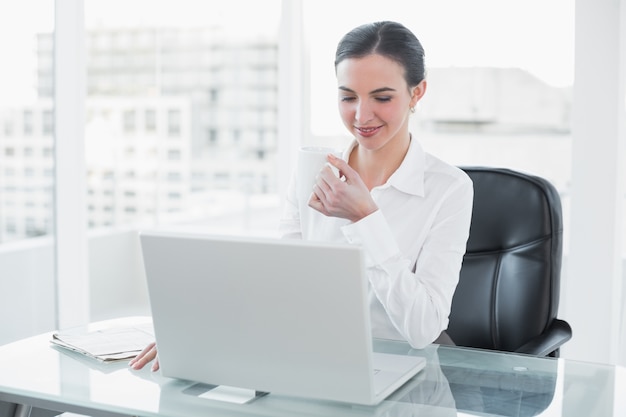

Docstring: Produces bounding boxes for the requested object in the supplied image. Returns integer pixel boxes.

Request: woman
[130,21,473,372]
[279,20,473,349]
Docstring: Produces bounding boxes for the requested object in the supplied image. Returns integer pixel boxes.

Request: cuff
[340,210,400,267]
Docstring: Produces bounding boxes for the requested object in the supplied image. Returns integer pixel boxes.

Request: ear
[410,80,427,108]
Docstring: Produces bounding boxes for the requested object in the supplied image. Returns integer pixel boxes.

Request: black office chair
[446,167,572,357]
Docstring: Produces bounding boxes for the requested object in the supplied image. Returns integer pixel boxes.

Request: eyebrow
[338,86,397,94]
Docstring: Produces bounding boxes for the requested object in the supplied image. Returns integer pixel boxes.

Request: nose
[355,100,373,123]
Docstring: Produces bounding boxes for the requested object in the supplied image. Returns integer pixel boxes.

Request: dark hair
[334,21,426,87]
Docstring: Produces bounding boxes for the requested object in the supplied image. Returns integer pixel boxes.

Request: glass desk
[0,318,624,417]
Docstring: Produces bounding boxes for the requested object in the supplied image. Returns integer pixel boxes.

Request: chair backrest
[447,167,564,352]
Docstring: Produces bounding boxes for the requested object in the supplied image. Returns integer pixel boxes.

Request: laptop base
[185,383,269,404]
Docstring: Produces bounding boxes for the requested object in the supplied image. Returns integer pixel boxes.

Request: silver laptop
[139,231,425,405]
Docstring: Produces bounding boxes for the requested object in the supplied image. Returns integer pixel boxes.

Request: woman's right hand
[309,154,378,223]
[129,341,160,371]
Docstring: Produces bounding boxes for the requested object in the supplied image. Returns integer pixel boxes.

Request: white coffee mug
[296,146,342,239]
[296,146,342,201]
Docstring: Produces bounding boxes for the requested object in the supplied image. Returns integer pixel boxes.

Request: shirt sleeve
[341,178,474,349]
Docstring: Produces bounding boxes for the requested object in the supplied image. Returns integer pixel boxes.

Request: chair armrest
[514,319,572,357]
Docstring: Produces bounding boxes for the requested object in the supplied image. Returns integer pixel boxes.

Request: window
[123,110,136,133]
[81,0,281,232]
[167,109,181,137]
[209,88,219,103]
[23,110,33,136]
[208,128,218,144]
[3,120,13,136]
[42,109,53,135]
[24,217,36,235]
[145,109,156,132]
[5,219,16,234]
[167,149,181,160]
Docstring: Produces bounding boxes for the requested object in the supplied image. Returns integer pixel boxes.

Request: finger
[130,346,158,370]
[311,183,328,208]
[315,169,335,196]
[327,154,356,181]
[307,191,319,208]
[129,341,156,366]
[152,357,160,372]
[139,348,157,369]
[308,189,328,215]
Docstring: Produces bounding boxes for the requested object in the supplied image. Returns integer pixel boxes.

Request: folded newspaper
[51,321,155,362]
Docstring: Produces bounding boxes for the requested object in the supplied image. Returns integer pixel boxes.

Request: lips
[355,126,382,137]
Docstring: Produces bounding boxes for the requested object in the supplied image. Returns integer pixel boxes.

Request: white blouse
[279,138,473,349]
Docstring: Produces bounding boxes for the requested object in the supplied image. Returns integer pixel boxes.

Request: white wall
[0,238,55,344]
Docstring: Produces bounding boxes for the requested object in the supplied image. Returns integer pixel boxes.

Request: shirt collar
[343,137,426,197]
[388,137,425,197]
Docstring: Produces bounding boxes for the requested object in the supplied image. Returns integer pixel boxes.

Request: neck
[350,133,411,190]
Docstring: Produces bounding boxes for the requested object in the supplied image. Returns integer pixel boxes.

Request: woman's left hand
[308,154,378,222]
[129,341,160,371]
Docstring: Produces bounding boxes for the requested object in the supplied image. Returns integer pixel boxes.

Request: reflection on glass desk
[0,318,624,417]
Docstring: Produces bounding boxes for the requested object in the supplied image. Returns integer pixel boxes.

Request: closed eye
[340,96,357,102]
[374,96,392,102]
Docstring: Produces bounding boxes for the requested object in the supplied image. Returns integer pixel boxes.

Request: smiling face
[336,54,426,154]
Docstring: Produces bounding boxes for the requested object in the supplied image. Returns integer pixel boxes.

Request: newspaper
[51,320,155,362]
